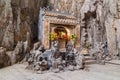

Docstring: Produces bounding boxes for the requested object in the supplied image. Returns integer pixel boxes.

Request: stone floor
[0,62,120,80]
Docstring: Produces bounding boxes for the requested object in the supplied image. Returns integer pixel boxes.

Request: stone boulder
[0,47,11,68]
[0,41,28,68]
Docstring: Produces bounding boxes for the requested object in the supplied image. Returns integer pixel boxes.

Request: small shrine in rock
[38,9,80,50]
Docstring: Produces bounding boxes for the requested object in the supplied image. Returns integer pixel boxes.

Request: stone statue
[65,41,85,70]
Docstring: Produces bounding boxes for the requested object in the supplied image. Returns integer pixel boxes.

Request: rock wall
[0,0,13,50]
[104,0,120,58]
[49,0,120,58]
[49,0,84,22]
[0,0,48,50]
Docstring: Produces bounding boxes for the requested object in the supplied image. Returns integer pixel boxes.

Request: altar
[38,9,80,49]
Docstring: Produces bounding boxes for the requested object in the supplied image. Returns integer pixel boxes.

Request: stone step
[83,53,90,56]
[84,55,97,65]
[84,56,95,60]
[105,60,120,65]
[85,60,97,65]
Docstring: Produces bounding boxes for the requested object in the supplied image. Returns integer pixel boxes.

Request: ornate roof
[44,11,77,20]
[41,10,78,25]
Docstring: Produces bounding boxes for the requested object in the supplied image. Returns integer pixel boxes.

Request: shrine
[38,9,80,49]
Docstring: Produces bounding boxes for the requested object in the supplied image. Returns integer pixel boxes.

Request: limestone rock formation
[0,0,48,50]
[0,0,14,50]
[49,0,84,22]
[0,40,29,68]
[104,0,120,58]
[0,47,11,68]
[48,0,120,58]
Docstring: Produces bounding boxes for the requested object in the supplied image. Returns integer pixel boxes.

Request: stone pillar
[43,21,50,49]
[75,24,80,50]
[105,17,117,58]
[114,19,120,57]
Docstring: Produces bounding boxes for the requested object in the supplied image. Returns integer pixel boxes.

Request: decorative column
[43,20,50,49]
[75,24,80,50]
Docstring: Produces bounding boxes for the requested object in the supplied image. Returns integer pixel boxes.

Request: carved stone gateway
[38,9,80,50]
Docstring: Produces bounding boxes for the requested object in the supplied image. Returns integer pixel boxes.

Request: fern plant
[71,34,77,41]
[49,33,55,41]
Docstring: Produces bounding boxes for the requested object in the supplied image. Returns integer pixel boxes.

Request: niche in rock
[81,11,105,49]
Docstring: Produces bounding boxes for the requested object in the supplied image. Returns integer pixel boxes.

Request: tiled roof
[44,10,77,20]
[42,10,78,25]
